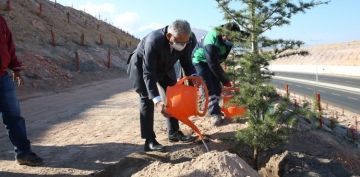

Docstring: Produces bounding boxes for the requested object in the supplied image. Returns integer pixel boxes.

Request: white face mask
[171,42,187,51]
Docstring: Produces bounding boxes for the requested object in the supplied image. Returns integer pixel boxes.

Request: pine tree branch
[261,5,280,25]
[216,0,251,31]
[275,50,309,59]
[260,18,283,33]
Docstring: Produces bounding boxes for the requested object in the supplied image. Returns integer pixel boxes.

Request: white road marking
[273,76,360,95]
[347,97,359,101]
[331,93,341,96]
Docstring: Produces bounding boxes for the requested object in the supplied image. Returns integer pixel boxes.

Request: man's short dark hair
[222,22,240,32]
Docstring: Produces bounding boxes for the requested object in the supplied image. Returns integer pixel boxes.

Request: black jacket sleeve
[220,41,233,61]
[142,39,160,99]
[204,44,230,84]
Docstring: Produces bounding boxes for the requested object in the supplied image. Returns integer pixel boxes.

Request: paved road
[274,72,360,88]
[271,79,360,114]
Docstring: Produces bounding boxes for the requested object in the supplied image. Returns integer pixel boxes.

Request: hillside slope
[271,41,360,66]
[0,0,139,93]
[270,41,360,76]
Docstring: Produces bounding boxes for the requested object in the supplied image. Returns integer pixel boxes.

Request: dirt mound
[132,151,260,177]
[259,151,352,177]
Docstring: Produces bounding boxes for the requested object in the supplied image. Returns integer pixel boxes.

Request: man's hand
[155,101,172,118]
[12,71,24,87]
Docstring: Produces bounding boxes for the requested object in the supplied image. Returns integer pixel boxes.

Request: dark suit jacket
[127,26,197,99]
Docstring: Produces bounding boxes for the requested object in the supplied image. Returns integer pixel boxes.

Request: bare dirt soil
[1,76,138,176]
[1,76,359,177]
[1,1,359,177]
[0,76,245,177]
[132,151,260,177]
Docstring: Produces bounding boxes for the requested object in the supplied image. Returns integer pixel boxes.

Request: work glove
[223,81,232,88]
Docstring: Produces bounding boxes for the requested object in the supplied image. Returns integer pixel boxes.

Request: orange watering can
[222,105,247,118]
[221,87,247,119]
[166,76,209,141]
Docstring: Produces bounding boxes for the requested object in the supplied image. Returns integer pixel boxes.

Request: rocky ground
[1,0,138,94]
[1,76,358,177]
[0,1,359,177]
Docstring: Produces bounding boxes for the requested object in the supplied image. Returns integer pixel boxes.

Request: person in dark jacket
[192,22,241,126]
[0,15,43,166]
[127,20,197,151]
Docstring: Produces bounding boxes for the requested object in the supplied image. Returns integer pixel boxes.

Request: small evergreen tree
[215,0,328,169]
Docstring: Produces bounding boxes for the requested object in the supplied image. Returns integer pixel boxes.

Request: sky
[53,0,360,46]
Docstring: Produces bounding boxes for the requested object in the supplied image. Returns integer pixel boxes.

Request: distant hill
[0,0,139,92]
[270,41,360,76]
[271,41,360,66]
[192,28,207,41]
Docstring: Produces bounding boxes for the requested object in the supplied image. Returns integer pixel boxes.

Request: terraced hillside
[0,0,139,93]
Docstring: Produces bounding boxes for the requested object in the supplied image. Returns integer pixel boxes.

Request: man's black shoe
[168,131,196,143]
[16,152,44,166]
[144,139,164,152]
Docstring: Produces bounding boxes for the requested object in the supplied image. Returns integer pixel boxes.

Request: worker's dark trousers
[0,73,31,157]
[194,62,222,116]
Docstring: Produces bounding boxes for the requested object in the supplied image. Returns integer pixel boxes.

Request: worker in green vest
[192,22,240,126]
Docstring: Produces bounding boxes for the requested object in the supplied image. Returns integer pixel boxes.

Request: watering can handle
[177,76,209,117]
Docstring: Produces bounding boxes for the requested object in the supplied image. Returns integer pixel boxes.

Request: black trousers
[194,63,222,116]
[139,84,179,140]
[129,65,179,140]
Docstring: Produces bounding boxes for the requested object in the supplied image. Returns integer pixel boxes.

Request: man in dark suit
[127,20,197,151]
